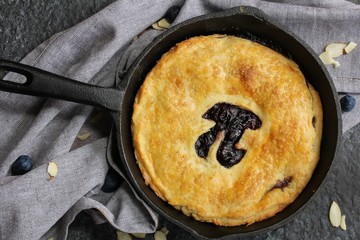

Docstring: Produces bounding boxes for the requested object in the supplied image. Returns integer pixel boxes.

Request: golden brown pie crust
[131,35,323,226]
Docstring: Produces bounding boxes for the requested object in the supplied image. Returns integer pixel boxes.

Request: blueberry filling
[272,177,292,190]
[195,102,262,168]
[312,116,316,128]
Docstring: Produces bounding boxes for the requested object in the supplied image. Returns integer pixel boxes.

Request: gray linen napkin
[0,0,359,240]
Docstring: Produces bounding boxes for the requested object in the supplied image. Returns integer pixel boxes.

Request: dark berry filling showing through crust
[312,116,316,128]
[195,102,262,168]
[272,177,293,190]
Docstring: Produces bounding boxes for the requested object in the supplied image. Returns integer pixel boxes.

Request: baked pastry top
[131,35,323,226]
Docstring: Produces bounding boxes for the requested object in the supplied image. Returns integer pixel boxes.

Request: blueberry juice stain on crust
[195,102,262,168]
[272,177,292,190]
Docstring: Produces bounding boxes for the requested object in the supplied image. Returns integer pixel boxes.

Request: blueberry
[164,5,181,23]
[11,155,33,175]
[101,169,123,193]
[340,94,356,112]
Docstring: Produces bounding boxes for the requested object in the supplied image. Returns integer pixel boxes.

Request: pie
[131,35,323,226]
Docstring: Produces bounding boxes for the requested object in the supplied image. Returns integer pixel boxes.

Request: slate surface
[0,1,359,240]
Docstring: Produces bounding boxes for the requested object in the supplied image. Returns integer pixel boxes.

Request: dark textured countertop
[1,1,360,240]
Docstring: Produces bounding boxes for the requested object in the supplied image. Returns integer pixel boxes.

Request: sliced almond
[332,59,340,68]
[131,233,146,238]
[344,42,357,54]
[319,51,333,65]
[152,22,165,30]
[157,18,171,29]
[325,43,347,58]
[77,133,91,141]
[329,201,342,227]
[154,230,167,240]
[340,215,347,230]
[160,226,169,235]
[116,230,132,240]
[47,162,58,180]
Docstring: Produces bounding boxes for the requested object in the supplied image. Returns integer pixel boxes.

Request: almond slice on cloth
[116,230,132,240]
[329,201,342,227]
[131,233,146,238]
[332,59,340,68]
[152,18,171,30]
[325,43,347,58]
[319,41,357,67]
[160,226,169,235]
[47,162,58,180]
[157,18,171,29]
[319,52,341,68]
[340,215,347,230]
[344,42,357,54]
[77,132,91,141]
[319,51,334,65]
[152,22,165,30]
[154,230,167,240]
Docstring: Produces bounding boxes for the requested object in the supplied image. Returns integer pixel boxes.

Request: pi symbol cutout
[195,102,261,168]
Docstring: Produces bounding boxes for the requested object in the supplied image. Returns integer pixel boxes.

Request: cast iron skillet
[0,6,341,239]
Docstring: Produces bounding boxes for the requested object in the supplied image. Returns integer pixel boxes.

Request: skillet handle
[0,60,123,112]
